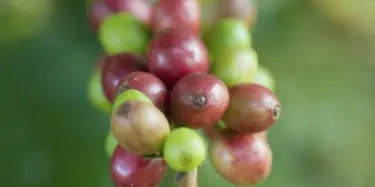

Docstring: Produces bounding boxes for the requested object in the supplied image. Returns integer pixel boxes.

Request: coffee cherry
[206,18,251,61]
[148,28,209,88]
[105,131,118,157]
[202,120,227,142]
[211,47,258,87]
[99,13,151,55]
[203,127,220,142]
[152,0,200,34]
[117,72,167,111]
[111,146,167,187]
[217,0,257,28]
[209,132,272,185]
[88,68,112,113]
[113,89,152,112]
[89,0,112,32]
[101,53,146,103]
[204,124,267,142]
[170,73,229,129]
[223,84,280,133]
[105,0,151,24]
[258,131,268,141]
[111,101,170,155]
[254,65,276,91]
[163,127,206,172]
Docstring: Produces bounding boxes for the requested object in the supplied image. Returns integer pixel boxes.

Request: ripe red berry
[147,28,209,88]
[117,72,167,111]
[111,146,167,187]
[209,132,272,185]
[101,54,146,103]
[223,83,280,133]
[171,73,229,129]
[152,0,200,34]
[89,0,112,32]
[105,0,151,24]
[203,125,268,142]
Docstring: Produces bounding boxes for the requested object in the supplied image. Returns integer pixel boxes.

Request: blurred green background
[1,0,375,187]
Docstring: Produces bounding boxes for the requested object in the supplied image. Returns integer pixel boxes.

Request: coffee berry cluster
[87,0,281,186]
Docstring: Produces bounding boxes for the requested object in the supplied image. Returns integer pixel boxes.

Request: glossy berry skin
[101,54,146,103]
[111,146,167,187]
[147,28,209,88]
[152,0,200,34]
[170,73,229,129]
[206,18,251,61]
[105,131,118,157]
[203,125,268,142]
[88,68,112,114]
[117,72,167,111]
[223,84,280,133]
[89,0,112,32]
[105,0,151,24]
[163,128,206,172]
[254,65,276,91]
[112,89,152,112]
[111,101,170,155]
[211,47,258,87]
[99,13,151,55]
[258,131,268,141]
[210,132,272,186]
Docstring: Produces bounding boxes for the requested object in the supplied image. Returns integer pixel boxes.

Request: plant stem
[176,169,198,187]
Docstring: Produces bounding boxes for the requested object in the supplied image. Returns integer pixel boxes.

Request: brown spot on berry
[116,102,132,118]
[273,104,281,120]
[117,83,131,96]
[193,93,207,108]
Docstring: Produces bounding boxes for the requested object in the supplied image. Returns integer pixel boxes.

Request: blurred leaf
[0,0,54,44]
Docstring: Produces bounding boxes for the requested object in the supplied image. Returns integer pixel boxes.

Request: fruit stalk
[176,169,198,187]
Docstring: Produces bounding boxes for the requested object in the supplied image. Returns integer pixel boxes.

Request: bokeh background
[1,0,375,186]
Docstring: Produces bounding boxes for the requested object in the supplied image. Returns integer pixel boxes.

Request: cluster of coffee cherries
[87,0,281,186]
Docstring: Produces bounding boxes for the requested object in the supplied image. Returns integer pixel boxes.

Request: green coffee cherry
[206,18,251,61]
[254,65,276,91]
[99,13,151,55]
[163,128,206,172]
[105,131,118,157]
[88,70,112,113]
[211,47,259,87]
[112,89,152,112]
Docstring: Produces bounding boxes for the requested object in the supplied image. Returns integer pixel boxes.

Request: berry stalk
[176,169,198,187]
